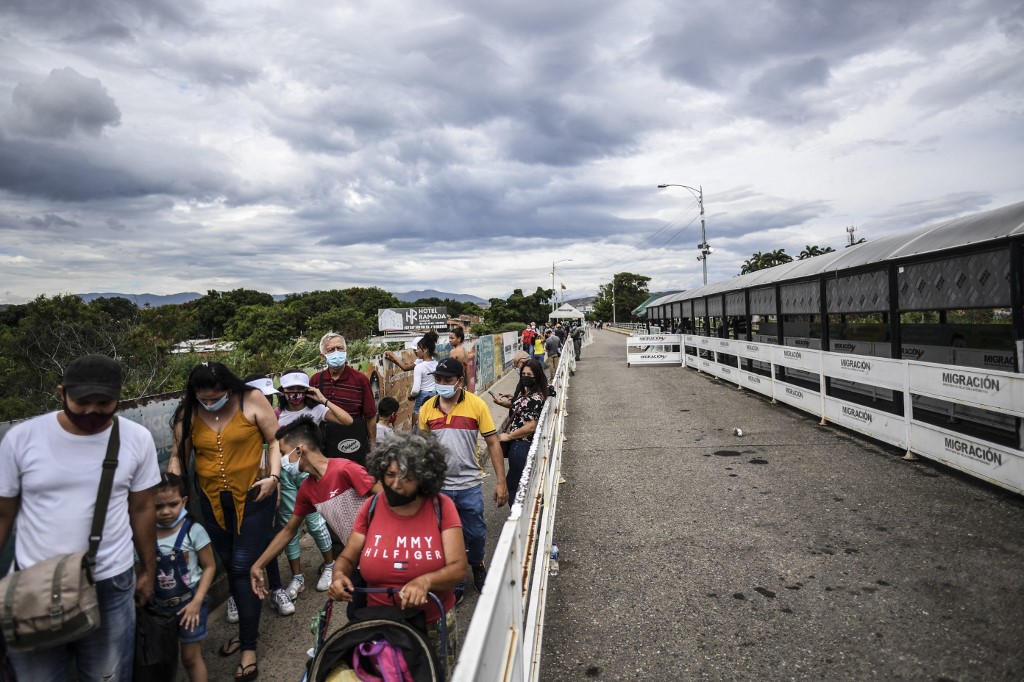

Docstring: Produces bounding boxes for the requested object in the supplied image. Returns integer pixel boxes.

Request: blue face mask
[282,450,301,477]
[435,383,457,399]
[157,507,188,529]
[199,394,229,412]
[325,351,347,369]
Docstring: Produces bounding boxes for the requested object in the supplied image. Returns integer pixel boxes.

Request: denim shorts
[158,595,209,644]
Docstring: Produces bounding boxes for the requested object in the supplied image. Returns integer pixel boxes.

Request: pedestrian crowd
[0,322,579,681]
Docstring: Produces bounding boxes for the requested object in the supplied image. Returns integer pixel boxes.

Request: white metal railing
[680,335,1024,495]
[453,339,576,680]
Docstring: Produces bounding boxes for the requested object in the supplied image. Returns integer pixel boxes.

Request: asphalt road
[541,329,1024,681]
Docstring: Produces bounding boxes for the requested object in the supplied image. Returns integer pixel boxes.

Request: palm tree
[741,251,766,274]
[766,249,793,267]
[798,245,836,259]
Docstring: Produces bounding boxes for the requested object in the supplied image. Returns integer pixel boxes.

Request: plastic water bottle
[548,542,560,577]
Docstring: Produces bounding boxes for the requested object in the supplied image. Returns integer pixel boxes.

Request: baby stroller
[303,587,448,682]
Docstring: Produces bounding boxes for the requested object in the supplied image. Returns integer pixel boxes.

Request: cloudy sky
[1,0,1022,304]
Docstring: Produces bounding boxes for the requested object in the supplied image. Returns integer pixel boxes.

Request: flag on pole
[560,282,566,290]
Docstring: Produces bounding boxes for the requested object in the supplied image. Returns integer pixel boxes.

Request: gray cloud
[26,213,79,229]
[6,68,120,138]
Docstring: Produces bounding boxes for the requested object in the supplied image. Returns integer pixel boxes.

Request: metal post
[698,186,707,285]
[612,281,617,325]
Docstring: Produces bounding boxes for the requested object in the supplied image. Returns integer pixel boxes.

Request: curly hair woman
[328,431,465,678]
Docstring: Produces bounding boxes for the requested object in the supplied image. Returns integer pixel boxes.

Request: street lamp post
[658,183,711,285]
[551,259,572,312]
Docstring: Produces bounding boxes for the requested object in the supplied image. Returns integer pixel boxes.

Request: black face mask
[62,400,117,434]
[384,485,418,508]
[521,376,537,387]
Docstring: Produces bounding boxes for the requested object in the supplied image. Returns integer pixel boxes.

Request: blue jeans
[505,439,531,505]
[9,565,136,682]
[440,486,486,567]
[200,488,276,651]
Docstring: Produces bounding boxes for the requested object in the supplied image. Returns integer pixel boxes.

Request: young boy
[376,396,400,439]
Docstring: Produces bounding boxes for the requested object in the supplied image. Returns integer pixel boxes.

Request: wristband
[270,474,280,483]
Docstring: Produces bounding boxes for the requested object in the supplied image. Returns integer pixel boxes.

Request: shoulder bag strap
[87,417,121,563]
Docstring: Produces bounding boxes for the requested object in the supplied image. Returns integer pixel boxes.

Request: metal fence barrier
[453,334,577,680]
[678,335,1023,495]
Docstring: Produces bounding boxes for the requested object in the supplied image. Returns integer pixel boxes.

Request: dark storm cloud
[0,0,199,37]
[645,0,1019,124]
[26,213,79,229]
[6,68,121,138]
[0,132,237,202]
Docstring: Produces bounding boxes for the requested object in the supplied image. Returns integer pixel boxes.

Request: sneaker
[317,563,333,592]
[269,589,295,616]
[285,574,305,601]
[472,563,487,593]
[226,596,239,623]
[454,586,465,607]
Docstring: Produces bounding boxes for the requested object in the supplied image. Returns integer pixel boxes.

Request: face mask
[521,376,537,387]
[157,507,187,529]
[325,351,347,369]
[284,391,306,405]
[435,384,457,399]
[384,485,418,508]
[282,448,302,476]
[62,401,116,434]
[198,394,229,412]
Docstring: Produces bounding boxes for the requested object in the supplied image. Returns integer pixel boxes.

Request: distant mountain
[77,292,204,307]
[391,289,488,305]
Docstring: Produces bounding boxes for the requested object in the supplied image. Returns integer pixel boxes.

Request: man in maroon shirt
[309,332,377,465]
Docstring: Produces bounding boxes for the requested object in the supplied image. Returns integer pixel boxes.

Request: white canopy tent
[548,303,585,320]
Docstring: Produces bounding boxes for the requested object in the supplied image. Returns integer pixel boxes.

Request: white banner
[736,340,773,362]
[907,362,1024,418]
[824,397,906,447]
[715,338,737,355]
[773,382,822,415]
[738,369,772,397]
[684,355,698,368]
[626,334,682,366]
[772,345,822,373]
[821,352,906,391]
[909,421,1023,495]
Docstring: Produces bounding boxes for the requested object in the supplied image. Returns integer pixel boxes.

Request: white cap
[246,377,281,396]
[280,371,311,389]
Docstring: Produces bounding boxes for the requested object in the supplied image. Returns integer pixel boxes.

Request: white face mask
[282,447,301,476]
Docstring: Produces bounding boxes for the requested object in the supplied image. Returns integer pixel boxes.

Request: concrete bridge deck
[541,330,1023,681]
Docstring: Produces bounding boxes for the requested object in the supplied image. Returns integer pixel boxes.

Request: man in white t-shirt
[0,354,161,680]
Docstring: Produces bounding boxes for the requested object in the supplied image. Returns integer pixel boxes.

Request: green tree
[593,273,651,322]
[224,304,295,354]
[740,249,794,274]
[798,244,836,260]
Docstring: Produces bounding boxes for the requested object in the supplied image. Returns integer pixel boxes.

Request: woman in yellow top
[169,361,280,682]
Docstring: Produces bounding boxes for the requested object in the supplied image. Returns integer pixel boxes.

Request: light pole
[612,279,616,325]
[552,259,572,311]
[658,183,711,285]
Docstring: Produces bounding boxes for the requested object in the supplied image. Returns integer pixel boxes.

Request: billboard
[377,307,449,332]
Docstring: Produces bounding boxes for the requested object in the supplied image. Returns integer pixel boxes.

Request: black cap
[430,357,464,378]
[62,355,122,401]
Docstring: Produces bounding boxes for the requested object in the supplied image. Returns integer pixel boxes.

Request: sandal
[235,662,258,681]
[219,636,241,657]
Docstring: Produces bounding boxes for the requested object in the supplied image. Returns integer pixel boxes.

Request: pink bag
[352,639,414,682]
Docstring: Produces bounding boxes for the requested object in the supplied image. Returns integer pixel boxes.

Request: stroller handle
[349,586,445,616]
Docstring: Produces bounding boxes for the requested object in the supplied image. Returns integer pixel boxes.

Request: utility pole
[552,259,572,311]
[658,184,711,284]
[612,279,617,325]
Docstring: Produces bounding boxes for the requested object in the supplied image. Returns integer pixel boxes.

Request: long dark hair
[514,358,548,399]
[418,330,439,358]
[449,326,464,343]
[172,361,250,467]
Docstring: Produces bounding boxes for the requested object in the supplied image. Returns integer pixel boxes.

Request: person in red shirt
[309,333,377,465]
[249,417,381,602]
[329,431,465,674]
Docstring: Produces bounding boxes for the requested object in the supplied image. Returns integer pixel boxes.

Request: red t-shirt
[293,459,377,538]
[353,493,461,623]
